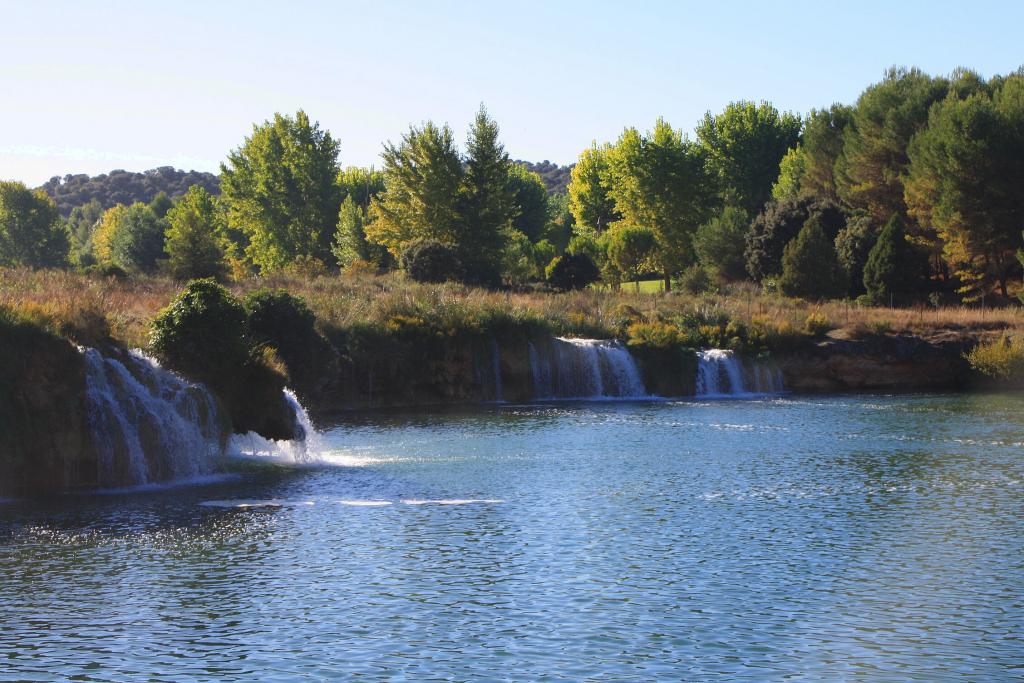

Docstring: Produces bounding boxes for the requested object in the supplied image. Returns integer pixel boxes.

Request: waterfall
[228,390,321,464]
[695,349,784,397]
[529,338,647,399]
[82,348,227,488]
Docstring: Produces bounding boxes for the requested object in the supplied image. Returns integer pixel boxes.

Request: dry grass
[2,267,1021,349]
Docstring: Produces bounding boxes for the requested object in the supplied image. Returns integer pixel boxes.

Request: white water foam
[228,389,323,465]
[82,348,226,488]
[695,349,785,398]
[529,338,648,399]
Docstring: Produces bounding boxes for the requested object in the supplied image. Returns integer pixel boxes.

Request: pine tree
[165,186,227,280]
[779,216,845,299]
[862,214,927,305]
[459,105,513,285]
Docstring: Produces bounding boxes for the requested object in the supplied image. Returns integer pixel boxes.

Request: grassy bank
[2,267,1021,353]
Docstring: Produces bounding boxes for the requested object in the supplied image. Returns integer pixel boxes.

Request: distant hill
[39,167,220,216]
[38,161,569,215]
[514,160,573,195]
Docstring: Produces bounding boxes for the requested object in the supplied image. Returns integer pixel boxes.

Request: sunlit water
[2,394,1023,680]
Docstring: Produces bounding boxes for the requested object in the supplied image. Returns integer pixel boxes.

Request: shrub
[779,216,845,299]
[402,239,463,283]
[149,279,249,382]
[965,335,1024,380]
[546,252,600,291]
[626,320,682,349]
[245,289,335,394]
[676,265,714,295]
[804,312,833,337]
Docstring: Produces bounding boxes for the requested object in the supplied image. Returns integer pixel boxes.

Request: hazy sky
[2,0,1022,186]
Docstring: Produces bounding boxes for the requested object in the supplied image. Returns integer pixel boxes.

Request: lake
[2,394,1022,680]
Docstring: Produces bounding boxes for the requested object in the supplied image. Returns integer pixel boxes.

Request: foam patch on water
[199,499,315,509]
[401,499,504,505]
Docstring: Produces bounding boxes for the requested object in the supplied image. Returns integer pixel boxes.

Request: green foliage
[220,110,343,272]
[0,181,69,268]
[837,67,950,223]
[148,191,174,219]
[105,202,166,272]
[508,164,549,242]
[332,196,369,268]
[676,264,714,295]
[546,252,600,290]
[694,206,749,280]
[626,320,683,349]
[606,119,717,285]
[500,229,538,285]
[905,74,1024,298]
[149,279,249,382]
[834,214,878,297]
[965,334,1024,380]
[67,199,104,266]
[370,121,463,255]
[337,166,385,210]
[862,214,928,305]
[771,145,806,202]
[696,100,801,215]
[605,223,657,284]
[567,143,619,234]
[779,216,845,299]
[245,289,334,393]
[800,104,853,202]
[745,197,846,281]
[39,167,219,216]
[459,105,514,285]
[164,185,227,280]
[401,239,463,283]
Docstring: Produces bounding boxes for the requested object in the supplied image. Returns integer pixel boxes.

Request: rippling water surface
[3,394,1023,680]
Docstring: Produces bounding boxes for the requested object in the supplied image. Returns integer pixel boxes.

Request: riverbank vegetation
[0,66,1020,311]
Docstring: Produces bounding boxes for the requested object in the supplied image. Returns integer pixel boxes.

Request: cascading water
[82,348,227,487]
[228,389,321,464]
[529,338,647,399]
[695,349,784,397]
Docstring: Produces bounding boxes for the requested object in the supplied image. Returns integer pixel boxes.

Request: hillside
[38,167,220,216]
[514,160,573,195]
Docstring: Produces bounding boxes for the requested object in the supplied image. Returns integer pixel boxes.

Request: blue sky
[2,0,1021,186]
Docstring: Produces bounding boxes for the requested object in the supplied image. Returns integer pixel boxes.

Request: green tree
[99,202,165,272]
[67,199,104,265]
[771,146,806,202]
[567,143,619,234]
[148,191,174,219]
[546,252,600,290]
[332,196,369,268]
[338,166,385,211]
[220,110,342,272]
[905,75,1024,299]
[367,121,464,260]
[696,100,801,215]
[459,105,514,285]
[0,181,69,268]
[164,185,227,280]
[834,214,878,297]
[693,206,749,280]
[605,224,657,288]
[779,216,845,299]
[745,197,846,281]
[862,214,929,305]
[508,164,549,242]
[606,119,717,290]
[800,104,854,202]
[836,68,950,224]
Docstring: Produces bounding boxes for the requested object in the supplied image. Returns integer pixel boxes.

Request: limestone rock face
[775,333,974,393]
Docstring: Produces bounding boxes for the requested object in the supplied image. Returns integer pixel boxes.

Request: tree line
[2,65,1022,305]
